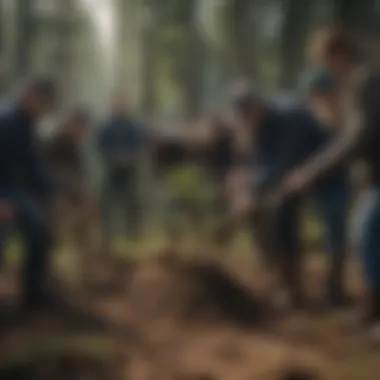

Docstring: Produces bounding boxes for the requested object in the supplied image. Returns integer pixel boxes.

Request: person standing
[0,77,56,312]
[98,92,147,248]
[283,28,380,336]
[229,86,322,307]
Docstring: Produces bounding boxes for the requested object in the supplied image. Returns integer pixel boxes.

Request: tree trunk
[333,0,378,35]
[280,0,312,90]
[182,4,205,119]
[140,0,158,118]
[0,1,5,93]
[172,0,205,120]
[222,0,258,80]
[117,0,131,91]
[54,0,76,107]
[14,0,35,79]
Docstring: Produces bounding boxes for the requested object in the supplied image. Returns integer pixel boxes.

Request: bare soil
[0,253,378,380]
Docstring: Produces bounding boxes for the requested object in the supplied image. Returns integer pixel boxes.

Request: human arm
[284,72,380,195]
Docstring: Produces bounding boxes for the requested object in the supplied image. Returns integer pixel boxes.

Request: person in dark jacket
[282,29,380,336]
[98,92,147,246]
[230,85,325,307]
[0,77,56,311]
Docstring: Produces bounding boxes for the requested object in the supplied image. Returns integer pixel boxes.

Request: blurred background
[2,0,379,251]
[1,0,379,115]
[1,2,380,379]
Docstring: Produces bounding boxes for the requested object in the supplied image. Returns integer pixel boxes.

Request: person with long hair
[283,28,380,337]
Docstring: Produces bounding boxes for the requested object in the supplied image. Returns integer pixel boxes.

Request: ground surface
[0,250,378,380]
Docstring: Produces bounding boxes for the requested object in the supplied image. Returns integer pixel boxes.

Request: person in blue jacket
[98,92,148,245]
[0,77,56,311]
[230,84,327,308]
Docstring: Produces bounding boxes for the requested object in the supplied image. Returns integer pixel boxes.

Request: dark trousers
[101,173,141,242]
[315,182,349,296]
[272,197,303,296]
[352,185,380,319]
[0,223,9,268]
[354,186,380,292]
[4,190,51,303]
[267,181,349,298]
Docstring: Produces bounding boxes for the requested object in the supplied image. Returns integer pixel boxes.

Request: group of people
[219,28,380,338]
[1,27,380,341]
[0,81,148,313]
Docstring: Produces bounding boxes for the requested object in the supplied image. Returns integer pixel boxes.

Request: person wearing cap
[301,68,352,307]
[0,77,56,311]
[230,84,323,307]
[282,28,380,337]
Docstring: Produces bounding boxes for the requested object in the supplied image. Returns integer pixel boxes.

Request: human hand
[282,169,311,196]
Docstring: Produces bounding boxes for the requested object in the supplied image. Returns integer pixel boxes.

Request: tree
[0,0,5,92]
[140,0,158,117]
[174,0,205,119]
[279,0,312,89]
[333,0,378,35]
[14,0,35,78]
[153,0,206,118]
[218,0,258,79]
[53,0,76,106]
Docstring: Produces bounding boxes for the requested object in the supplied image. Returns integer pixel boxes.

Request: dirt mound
[128,258,268,329]
[0,256,332,380]
[180,261,267,327]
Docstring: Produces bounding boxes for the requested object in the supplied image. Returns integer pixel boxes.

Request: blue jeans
[101,173,142,242]
[315,182,350,294]
[353,187,380,291]
[273,181,349,297]
[5,190,51,302]
[0,223,9,267]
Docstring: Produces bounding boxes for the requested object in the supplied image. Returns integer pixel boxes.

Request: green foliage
[166,164,213,199]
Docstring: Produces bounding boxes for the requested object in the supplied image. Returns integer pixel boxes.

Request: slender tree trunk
[53,0,76,107]
[140,0,157,118]
[222,0,258,80]
[0,1,3,57]
[14,0,35,79]
[0,0,4,93]
[117,0,130,91]
[172,0,205,120]
[182,4,205,119]
[333,0,378,34]
[280,0,312,90]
